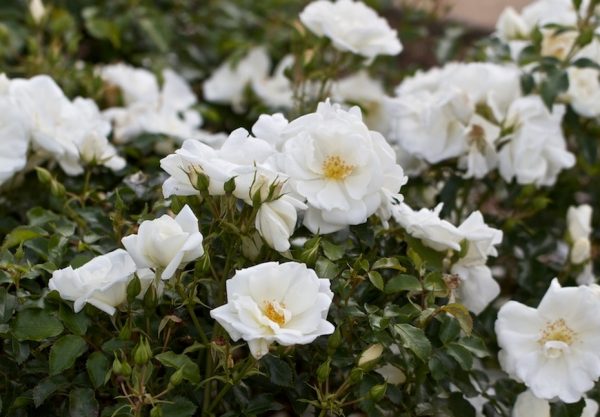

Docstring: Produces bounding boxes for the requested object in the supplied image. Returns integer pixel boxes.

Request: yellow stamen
[264,301,286,326]
[539,319,576,345]
[322,155,354,180]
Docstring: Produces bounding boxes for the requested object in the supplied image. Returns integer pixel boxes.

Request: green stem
[206,357,255,414]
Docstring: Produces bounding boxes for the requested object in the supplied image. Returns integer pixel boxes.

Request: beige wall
[445,0,532,28]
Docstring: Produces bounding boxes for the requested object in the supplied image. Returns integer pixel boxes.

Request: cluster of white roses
[203,0,402,114]
[0,74,125,188]
[162,100,407,249]
[392,203,503,314]
[99,63,218,144]
[49,204,335,360]
[496,0,600,118]
[384,62,576,186]
[49,205,204,314]
[203,47,295,111]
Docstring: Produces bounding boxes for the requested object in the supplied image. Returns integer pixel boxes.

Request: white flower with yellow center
[495,279,600,403]
[210,262,335,359]
[281,101,406,233]
[299,0,402,60]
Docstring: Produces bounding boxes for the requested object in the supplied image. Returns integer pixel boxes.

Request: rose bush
[1,0,600,416]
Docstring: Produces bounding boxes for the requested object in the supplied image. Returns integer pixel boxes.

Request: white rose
[251,113,289,151]
[210,261,335,359]
[451,264,500,315]
[520,0,578,29]
[513,390,598,417]
[48,249,148,315]
[101,66,202,143]
[203,47,270,110]
[251,55,294,109]
[0,94,29,187]
[99,63,160,106]
[394,63,521,122]
[122,205,204,280]
[566,67,600,117]
[280,101,406,234]
[161,129,275,198]
[541,29,578,60]
[9,75,82,175]
[331,70,388,132]
[385,89,472,164]
[299,0,402,59]
[458,115,501,179]
[457,211,503,265]
[567,204,593,264]
[496,7,529,40]
[392,202,463,252]
[495,279,600,403]
[77,131,126,172]
[498,96,575,186]
[255,195,306,252]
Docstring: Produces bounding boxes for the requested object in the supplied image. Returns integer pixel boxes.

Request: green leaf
[448,392,475,417]
[446,343,473,370]
[393,324,432,362]
[49,335,88,375]
[2,226,46,250]
[59,304,90,335]
[0,287,17,323]
[294,236,320,266]
[550,398,586,417]
[441,303,473,336]
[33,375,69,407]
[459,336,489,358]
[87,352,110,388]
[321,240,344,261]
[385,274,421,294]
[12,309,63,341]
[155,352,200,384]
[262,355,293,387]
[540,68,569,109]
[439,316,461,345]
[423,272,447,293]
[316,257,339,279]
[162,396,197,417]
[368,271,384,291]
[69,388,99,417]
[372,257,406,271]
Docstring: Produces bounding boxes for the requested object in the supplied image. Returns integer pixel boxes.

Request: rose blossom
[495,279,600,403]
[210,262,335,359]
[122,205,204,280]
[48,249,151,315]
[280,101,406,233]
[299,0,402,59]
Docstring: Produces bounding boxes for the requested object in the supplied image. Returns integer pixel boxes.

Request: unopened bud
[169,368,184,386]
[349,367,364,384]
[112,355,123,375]
[134,337,152,365]
[369,384,387,401]
[316,359,331,383]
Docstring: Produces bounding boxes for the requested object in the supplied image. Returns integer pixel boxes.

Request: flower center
[263,301,288,326]
[539,318,576,346]
[322,155,354,180]
[467,124,487,152]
